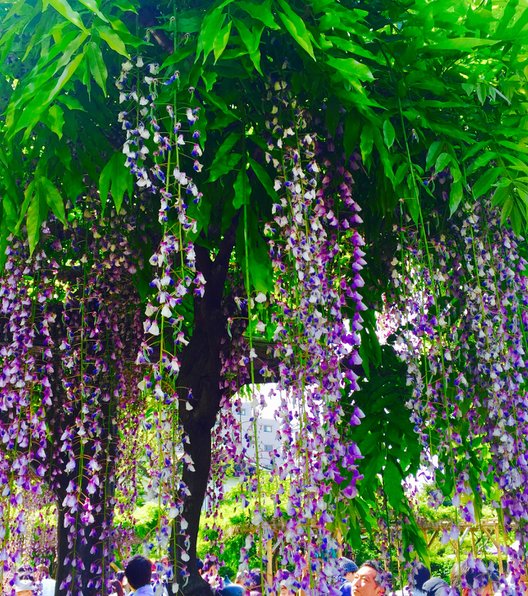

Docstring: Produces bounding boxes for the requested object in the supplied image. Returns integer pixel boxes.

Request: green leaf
[85,41,108,95]
[498,140,528,155]
[500,196,514,226]
[42,104,65,138]
[6,28,88,127]
[95,24,129,57]
[12,181,33,239]
[383,459,405,509]
[208,132,243,182]
[344,114,360,159]
[360,123,374,167]
[466,151,499,175]
[197,6,227,63]
[26,191,41,255]
[491,183,510,208]
[449,179,463,216]
[214,21,232,63]
[426,37,499,51]
[109,0,137,12]
[276,0,316,60]
[326,56,374,83]
[425,141,443,170]
[434,152,451,173]
[473,168,503,198]
[234,18,263,75]
[236,206,274,293]
[78,0,108,22]
[47,0,87,31]
[38,177,67,225]
[99,152,133,214]
[9,51,85,142]
[45,52,84,106]
[248,158,277,201]
[233,167,250,209]
[405,192,420,225]
[463,140,489,162]
[236,0,278,29]
[57,94,85,111]
[382,118,395,149]
[199,89,240,125]
[325,35,382,64]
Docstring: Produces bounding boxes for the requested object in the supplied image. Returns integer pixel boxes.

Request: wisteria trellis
[0,45,527,596]
[113,59,368,593]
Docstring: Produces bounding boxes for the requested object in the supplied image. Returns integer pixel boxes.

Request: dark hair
[361,560,383,584]
[413,562,431,589]
[125,555,152,590]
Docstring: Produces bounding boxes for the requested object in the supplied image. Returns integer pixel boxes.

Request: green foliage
[1,0,527,576]
[337,345,429,564]
[1,0,528,260]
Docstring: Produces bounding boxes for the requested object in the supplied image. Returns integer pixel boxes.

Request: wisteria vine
[383,199,528,590]
[0,202,144,595]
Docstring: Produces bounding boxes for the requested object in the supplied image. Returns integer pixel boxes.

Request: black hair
[125,555,152,589]
[361,560,383,584]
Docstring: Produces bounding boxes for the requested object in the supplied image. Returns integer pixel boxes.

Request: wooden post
[267,539,274,588]
[336,528,343,558]
[495,523,503,574]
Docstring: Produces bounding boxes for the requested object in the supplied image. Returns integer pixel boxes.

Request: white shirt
[132,586,155,596]
[41,578,57,596]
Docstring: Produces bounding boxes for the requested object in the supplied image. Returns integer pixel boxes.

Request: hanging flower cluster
[238,83,367,593]
[117,56,206,583]
[383,200,528,587]
[0,202,143,595]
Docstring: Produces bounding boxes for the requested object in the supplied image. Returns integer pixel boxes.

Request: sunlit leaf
[85,41,108,95]
[95,24,129,57]
[276,0,316,60]
[47,0,87,31]
[233,167,249,209]
[38,177,67,225]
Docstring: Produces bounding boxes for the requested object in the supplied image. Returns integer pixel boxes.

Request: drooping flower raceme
[384,201,528,588]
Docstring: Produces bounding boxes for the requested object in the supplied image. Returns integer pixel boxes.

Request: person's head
[14,580,35,596]
[350,561,385,596]
[15,566,35,595]
[125,555,152,590]
[35,564,50,580]
[111,578,125,596]
[412,562,430,590]
[341,558,359,582]
[245,567,262,591]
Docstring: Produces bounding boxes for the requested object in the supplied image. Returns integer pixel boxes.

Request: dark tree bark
[171,228,238,595]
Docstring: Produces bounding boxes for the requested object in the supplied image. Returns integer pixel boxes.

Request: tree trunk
[173,417,215,595]
[54,497,114,596]
[171,234,237,595]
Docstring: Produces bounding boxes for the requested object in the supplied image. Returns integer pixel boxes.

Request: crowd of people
[5,553,527,595]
